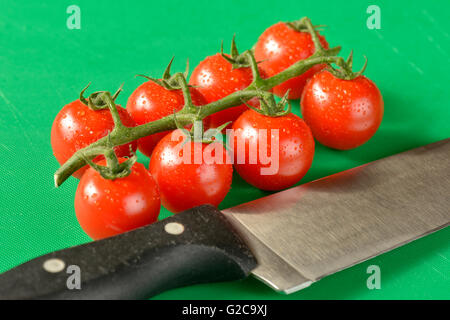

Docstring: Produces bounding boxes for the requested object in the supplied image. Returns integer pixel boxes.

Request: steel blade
[223,138,450,293]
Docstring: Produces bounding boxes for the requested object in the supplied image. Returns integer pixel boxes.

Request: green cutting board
[0,0,448,299]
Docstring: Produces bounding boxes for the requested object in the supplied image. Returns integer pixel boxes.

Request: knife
[0,138,449,299]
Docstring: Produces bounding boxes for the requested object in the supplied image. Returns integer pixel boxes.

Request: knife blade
[224,138,450,293]
[0,138,448,299]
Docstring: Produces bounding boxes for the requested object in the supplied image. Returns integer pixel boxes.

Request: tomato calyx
[220,36,252,69]
[327,50,368,80]
[285,18,327,34]
[136,57,191,90]
[80,83,123,111]
[79,86,128,131]
[243,90,291,117]
[138,59,200,116]
[82,141,138,180]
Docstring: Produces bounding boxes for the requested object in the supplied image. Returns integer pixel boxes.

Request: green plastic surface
[0,0,448,299]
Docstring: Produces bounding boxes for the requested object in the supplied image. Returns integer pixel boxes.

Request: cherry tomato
[301,70,383,150]
[254,22,329,99]
[230,109,315,191]
[75,159,161,240]
[126,80,206,157]
[149,130,233,213]
[51,100,137,179]
[189,53,259,129]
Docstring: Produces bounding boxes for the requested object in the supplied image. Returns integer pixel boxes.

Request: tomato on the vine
[149,130,233,213]
[75,159,161,240]
[126,80,206,157]
[254,22,329,99]
[189,53,259,129]
[51,100,137,179]
[301,70,383,150]
[230,109,315,191]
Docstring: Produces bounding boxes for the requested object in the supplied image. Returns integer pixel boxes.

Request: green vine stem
[54,17,344,187]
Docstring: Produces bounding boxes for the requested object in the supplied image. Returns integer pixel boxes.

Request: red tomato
[126,81,206,157]
[75,159,161,240]
[254,22,329,99]
[230,109,315,191]
[301,70,384,150]
[189,53,259,129]
[51,100,137,179]
[149,130,233,213]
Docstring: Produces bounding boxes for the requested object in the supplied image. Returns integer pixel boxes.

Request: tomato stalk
[54,17,344,187]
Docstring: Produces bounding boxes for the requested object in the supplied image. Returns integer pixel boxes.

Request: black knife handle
[0,205,257,300]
